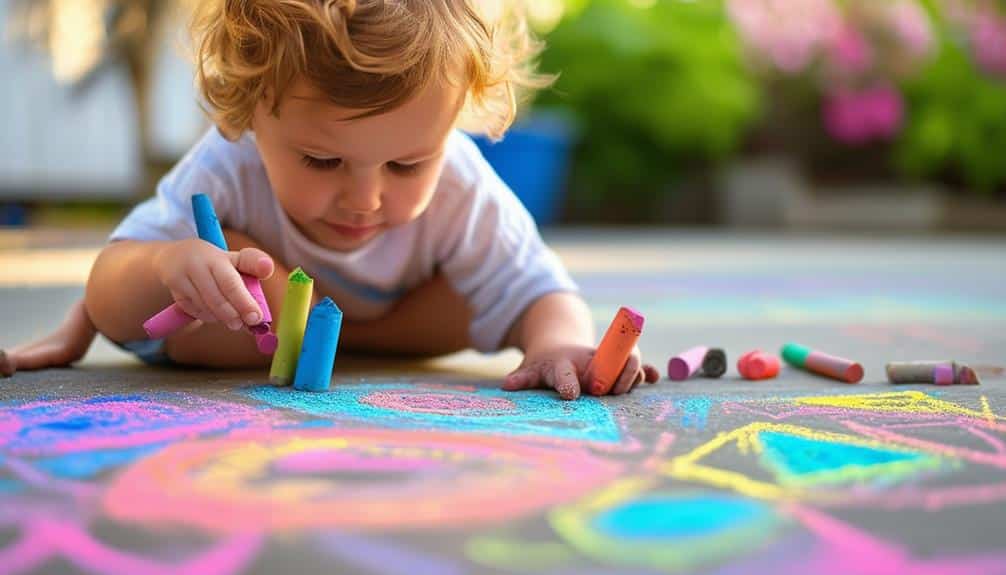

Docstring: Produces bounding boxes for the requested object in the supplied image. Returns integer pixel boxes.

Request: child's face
[252,78,465,251]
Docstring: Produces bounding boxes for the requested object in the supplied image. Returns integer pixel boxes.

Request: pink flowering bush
[728,0,935,145]
[945,0,1006,77]
[896,1,1006,192]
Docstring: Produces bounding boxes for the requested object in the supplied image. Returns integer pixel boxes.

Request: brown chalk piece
[701,348,727,378]
[886,361,981,386]
[0,350,14,378]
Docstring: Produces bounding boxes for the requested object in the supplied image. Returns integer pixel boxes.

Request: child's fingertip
[257,258,273,277]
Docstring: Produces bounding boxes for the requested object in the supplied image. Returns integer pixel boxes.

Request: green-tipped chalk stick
[269,267,315,385]
[781,342,864,384]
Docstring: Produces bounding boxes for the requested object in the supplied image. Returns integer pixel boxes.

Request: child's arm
[500,292,660,400]
[3,231,473,375]
[85,237,275,367]
[0,299,96,375]
[1,235,275,374]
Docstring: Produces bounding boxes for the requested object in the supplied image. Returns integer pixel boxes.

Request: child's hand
[501,344,660,401]
[153,239,274,331]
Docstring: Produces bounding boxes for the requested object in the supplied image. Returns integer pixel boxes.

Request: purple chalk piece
[933,364,955,386]
[249,324,279,355]
[668,346,709,381]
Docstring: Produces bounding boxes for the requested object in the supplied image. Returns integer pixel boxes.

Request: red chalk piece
[806,352,864,384]
[588,307,644,396]
[738,350,780,381]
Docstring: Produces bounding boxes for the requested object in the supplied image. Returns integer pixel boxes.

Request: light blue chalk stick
[192,194,228,251]
[293,297,343,392]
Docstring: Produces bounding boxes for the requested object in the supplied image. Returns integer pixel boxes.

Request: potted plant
[530,0,761,223]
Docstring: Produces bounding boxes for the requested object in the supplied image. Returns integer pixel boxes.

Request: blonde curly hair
[191,0,550,141]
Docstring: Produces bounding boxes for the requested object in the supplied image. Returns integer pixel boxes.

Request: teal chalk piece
[191,194,229,250]
[759,431,934,485]
[245,383,622,443]
[293,298,343,392]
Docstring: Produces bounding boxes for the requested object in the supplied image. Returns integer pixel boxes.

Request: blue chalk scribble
[245,383,621,443]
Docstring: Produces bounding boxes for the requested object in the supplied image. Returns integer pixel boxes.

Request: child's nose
[338,172,382,213]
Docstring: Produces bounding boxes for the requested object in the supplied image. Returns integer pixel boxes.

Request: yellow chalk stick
[269,267,314,385]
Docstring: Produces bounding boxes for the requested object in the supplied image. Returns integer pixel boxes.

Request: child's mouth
[325,222,379,240]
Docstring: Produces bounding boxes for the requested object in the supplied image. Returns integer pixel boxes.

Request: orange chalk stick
[588,307,644,396]
[738,350,780,381]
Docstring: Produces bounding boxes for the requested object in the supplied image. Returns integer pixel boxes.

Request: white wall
[0,0,205,199]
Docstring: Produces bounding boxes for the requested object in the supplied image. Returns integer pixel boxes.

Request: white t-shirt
[110,128,577,351]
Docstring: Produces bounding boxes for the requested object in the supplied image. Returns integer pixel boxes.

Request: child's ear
[248,95,276,135]
[254,87,284,128]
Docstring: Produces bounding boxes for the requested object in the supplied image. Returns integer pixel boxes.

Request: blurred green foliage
[896,32,1006,194]
[536,0,760,218]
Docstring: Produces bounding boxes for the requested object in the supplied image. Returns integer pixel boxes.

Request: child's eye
[387,161,421,175]
[301,155,343,170]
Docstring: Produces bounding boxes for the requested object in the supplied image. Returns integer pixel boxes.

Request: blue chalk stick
[293,297,343,392]
[192,194,229,251]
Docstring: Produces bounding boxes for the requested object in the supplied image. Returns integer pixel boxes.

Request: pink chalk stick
[242,274,276,355]
[621,307,645,331]
[142,274,275,352]
[242,274,273,324]
[668,346,709,381]
[142,304,195,339]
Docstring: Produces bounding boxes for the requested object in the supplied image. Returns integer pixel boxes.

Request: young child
[2,0,659,399]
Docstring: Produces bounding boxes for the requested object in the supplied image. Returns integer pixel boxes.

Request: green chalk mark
[289,267,312,285]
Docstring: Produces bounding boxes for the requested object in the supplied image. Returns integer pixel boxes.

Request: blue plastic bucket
[472,112,575,225]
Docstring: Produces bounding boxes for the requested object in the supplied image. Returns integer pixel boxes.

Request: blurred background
[1,0,1005,231]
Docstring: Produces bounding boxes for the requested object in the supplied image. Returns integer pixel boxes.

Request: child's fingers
[502,366,540,391]
[643,364,660,383]
[173,294,212,323]
[628,370,645,393]
[170,278,213,322]
[230,248,274,280]
[210,262,263,326]
[190,265,243,329]
[0,349,15,377]
[547,358,580,401]
[611,354,642,395]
